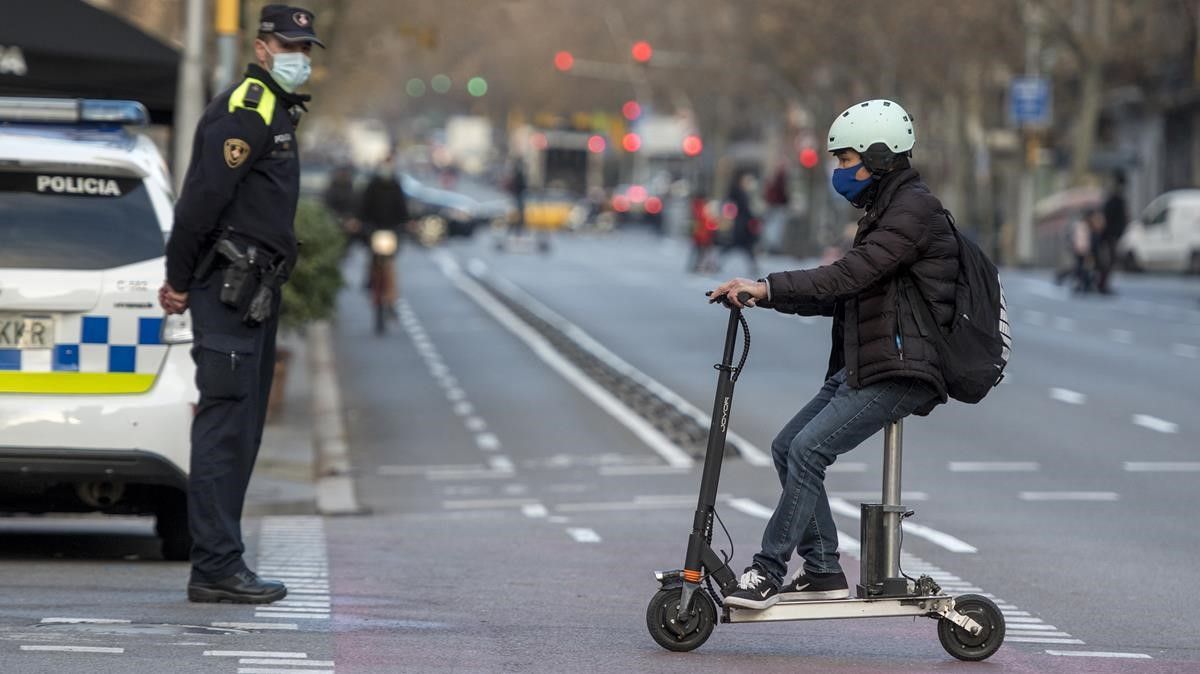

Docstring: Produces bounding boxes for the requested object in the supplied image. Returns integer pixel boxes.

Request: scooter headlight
[371,229,399,256]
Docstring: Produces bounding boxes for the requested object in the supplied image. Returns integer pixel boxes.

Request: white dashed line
[521,503,549,518]
[1019,491,1119,501]
[212,622,299,631]
[1007,637,1086,645]
[829,491,928,502]
[948,461,1040,472]
[453,402,474,416]
[597,464,692,476]
[442,497,540,509]
[475,433,502,451]
[1049,388,1087,405]
[827,461,868,473]
[1045,650,1152,659]
[21,645,124,653]
[1171,343,1199,359]
[237,669,333,674]
[1124,461,1200,472]
[1132,414,1178,434]
[445,388,466,401]
[39,617,131,624]
[204,651,308,658]
[464,416,488,432]
[567,527,602,543]
[488,456,515,473]
[239,659,335,666]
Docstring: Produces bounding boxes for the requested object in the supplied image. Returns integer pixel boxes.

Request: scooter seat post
[881,420,904,579]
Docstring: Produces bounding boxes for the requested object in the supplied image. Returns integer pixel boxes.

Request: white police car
[0,98,196,560]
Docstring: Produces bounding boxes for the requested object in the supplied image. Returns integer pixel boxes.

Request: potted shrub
[269,199,346,420]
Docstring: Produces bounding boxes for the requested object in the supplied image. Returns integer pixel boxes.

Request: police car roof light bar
[0,97,149,126]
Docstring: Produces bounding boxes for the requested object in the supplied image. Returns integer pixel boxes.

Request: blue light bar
[0,97,149,126]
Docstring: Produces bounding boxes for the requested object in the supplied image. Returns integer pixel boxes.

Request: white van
[1118,190,1200,274]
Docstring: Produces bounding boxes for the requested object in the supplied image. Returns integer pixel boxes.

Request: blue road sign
[1010,76,1051,128]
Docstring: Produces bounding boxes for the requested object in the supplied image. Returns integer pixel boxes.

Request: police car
[0,98,195,560]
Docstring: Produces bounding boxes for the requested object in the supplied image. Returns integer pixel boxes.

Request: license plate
[0,315,54,349]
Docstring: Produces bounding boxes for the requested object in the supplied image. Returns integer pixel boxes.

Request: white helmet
[826,99,915,172]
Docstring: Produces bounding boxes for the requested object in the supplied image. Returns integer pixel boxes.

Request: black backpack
[905,210,1011,404]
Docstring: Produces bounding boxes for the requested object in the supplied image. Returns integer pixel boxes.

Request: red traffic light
[587,135,606,154]
[622,133,642,152]
[799,147,819,169]
[631,40,653,63]
[622,100,642,121]
[554,51,574,72]
[682,134,703,157]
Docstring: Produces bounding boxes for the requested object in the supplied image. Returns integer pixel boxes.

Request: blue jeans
[752,369,938,584]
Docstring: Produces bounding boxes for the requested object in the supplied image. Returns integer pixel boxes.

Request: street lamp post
[173,0,207,192]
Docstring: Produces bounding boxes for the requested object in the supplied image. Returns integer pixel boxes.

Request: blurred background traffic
[6,0,1199,274]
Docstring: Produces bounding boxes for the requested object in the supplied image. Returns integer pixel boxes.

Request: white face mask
[268,49,311,93]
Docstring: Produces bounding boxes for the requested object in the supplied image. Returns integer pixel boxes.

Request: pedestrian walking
[1097,173,1128,295]
[710,99,960,609]
[720,172,760,277]
[160,4,324,604]
[687,191,718,273]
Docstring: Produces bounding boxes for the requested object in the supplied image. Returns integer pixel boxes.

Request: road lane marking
[828,497,977,553]
[521,503,548,518]
[1045,650,1152,659]
[488,456,515,473]
[1010,630,1074,638]
[240,660,335,666]
[1171,343,1199,359]
[827,462,868,472]
[1108,329,1133,344]
[443,497,539,509]
[948,461,1040,472]
[246,607,330,613]
[464,416,488,431]
[377,463,485,476]
[567,527,602,543]
[212,622,299,631]
[21,645,124,653]
[1019,491,1119,501]
[1004,623,1060,630]
[1049,388,1086,405]
[475,433,501,451]
[39,617,131,624]
[556,499,693,512]
[1124,461,1200,471]
[238,669,333,674]
[829,491,928,501]
[453,401,474,416]
[1003,633,1089,638]
[204,651,308,658]
[465,256,774,468]
[436,253,694,468]
[726,498,861,553]
[252,613,329,620]
[1132,414,1178,434]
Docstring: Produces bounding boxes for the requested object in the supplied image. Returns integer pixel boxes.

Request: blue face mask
[832,163,873,204]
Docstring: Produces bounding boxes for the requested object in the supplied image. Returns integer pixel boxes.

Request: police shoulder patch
[223,138,250,168]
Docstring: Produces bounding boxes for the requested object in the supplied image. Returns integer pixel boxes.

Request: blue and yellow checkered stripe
[0,315,168,394]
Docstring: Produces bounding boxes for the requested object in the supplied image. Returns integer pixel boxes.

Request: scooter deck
[725,594,953,624]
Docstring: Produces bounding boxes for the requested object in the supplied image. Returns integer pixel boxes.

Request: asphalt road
[1,229,1196,673]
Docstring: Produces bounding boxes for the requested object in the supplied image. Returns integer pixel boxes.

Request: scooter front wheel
[938,594,1005,661]
[646,587,716,652]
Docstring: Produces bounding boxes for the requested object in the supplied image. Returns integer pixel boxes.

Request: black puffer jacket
[764,168,959,413]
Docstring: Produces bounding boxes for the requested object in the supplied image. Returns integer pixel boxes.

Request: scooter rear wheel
[646,588,716,652]
[938,593,1005,661]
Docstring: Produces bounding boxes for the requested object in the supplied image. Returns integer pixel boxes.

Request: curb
[307,320,366,516]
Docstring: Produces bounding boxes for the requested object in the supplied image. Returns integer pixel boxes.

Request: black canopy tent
[0,0,180,124]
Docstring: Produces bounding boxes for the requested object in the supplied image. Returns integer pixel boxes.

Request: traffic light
[554,51,574,72]
[682,135,703,157]
[631,41,653,64]
[622,100,641,121]
[587,135,606,154]
[622,133,642,152]
[799,147,819,169]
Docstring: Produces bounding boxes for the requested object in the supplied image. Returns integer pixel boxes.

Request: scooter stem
[881,420,904,580]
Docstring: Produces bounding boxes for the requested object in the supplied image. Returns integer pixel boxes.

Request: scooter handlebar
[706,290,754,308]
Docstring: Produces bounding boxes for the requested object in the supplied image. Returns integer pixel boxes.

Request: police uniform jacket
[166,64,306,291]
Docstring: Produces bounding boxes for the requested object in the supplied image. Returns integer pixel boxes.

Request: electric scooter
[646,292,1005,661]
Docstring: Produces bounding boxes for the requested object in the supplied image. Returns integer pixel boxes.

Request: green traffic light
[467,77,488,97]
[406,78,426,97]
[431,74,452,93]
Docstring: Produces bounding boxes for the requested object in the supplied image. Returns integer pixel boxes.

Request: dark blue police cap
[259,5,325,48]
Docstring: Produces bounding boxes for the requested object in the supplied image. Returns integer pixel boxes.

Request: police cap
[259,5,325,48]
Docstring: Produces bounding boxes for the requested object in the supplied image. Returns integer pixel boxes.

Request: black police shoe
[188,569,287,604]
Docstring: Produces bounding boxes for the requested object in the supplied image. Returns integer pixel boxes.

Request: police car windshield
[0,169,163,270]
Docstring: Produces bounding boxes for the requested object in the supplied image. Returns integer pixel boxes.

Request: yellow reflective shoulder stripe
[228,78,276,125]
[0,373,157,395]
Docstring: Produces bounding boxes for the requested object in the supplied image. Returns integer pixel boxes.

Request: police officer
[160,5,324,604]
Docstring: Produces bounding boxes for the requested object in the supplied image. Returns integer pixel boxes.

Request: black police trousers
[187,279,280,580]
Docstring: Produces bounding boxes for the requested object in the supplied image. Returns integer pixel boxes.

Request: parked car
[0,97,195,560]
[401,173,503,242]
[1117,190,1200,274]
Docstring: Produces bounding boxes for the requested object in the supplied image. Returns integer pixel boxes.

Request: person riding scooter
[711,99,960,609]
